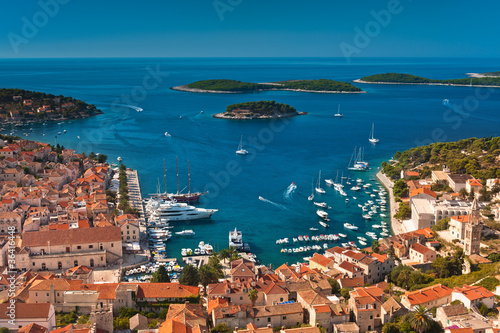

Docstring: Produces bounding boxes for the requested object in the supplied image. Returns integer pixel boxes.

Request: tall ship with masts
[153,157,208,203]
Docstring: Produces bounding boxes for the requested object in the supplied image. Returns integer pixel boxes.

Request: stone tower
[90,304,114,333]
[464,198,482,255]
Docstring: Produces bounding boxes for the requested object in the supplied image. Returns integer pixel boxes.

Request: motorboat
[319,221,329,228]
[344,223,358,230]
[338,233,347,238]
[313,202,327,208]
[309,227,318,231]
[317,210,329,219]
[175,229,195,236]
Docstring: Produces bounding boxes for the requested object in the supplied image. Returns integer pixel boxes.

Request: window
[90,259,94,267]
[283,316,286,320]
[280,298,283,302]
[370,315,373,319]
[127,226,129,229]
[240,297,243,300]
[111,243,114,247]
[35,293,38,296]
[41,263,46,270]
[101,257,104,261]
[74,260,78,267]
[47,293,49,296]
[89,245,93,249]
[57,293,60,296]
[127,231,129,235]
[267,318,271,322]
[77,246,81,250]
[33,262,35,266]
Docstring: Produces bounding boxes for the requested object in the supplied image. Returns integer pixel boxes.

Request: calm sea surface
[1,57,499,266]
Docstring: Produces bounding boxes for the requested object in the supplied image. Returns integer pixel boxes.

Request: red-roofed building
[466,179,483,195]
[409,243,436,264]
[401,284,452,309]
[349,286,385,333]
[452,285,495,309]
[401,170,420,179]
[0,303,55,331]
[410,188,437,200]
[309,253,335,272]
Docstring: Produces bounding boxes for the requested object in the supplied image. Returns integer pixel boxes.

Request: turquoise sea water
[1,57,500,266]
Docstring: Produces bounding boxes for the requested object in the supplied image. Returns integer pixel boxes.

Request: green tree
[328,278,340,294]
[179,264,199,286]
[0,328,9,333]
[459,188,468,199]
[199,264,222,286]
[159,308,169,319]
[211,323,231,333]
[394,202,411,220]
[409,305,433,333]
[372,240,380,253]
[248,288,259,306]
[97,154,108,163]
[151,265,171,283]
[340,287,352,300]
[382,322,400,333]
[393,179,409,199]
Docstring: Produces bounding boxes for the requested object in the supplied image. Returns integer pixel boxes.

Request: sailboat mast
[188,159,191,194]
[176,156,179,195]
[163,158,167,195]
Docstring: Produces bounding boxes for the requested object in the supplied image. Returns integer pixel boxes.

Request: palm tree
[248,288,258,307]
[409,305,432,333]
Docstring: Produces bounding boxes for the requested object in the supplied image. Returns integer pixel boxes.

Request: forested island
[213,100,306,119]
[382,137,500,182]
[355,73,500,87]
[0,88,102,123]
[171,79,363,93]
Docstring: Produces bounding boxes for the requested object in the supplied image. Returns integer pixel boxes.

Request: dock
[126,169,145,222]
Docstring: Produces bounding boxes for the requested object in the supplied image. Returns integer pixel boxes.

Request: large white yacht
[146,198,217,222]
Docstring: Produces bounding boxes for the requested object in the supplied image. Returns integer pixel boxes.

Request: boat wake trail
[117,104,143,112]
[259,196,289,210]
[283,182,297,201]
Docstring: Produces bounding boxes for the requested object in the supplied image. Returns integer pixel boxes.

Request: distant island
[172,79,364,93]
[354,73,500,88]
[0,88,102,123]
[213,100,306,119]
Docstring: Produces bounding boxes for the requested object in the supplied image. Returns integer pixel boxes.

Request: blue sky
[0,0,499,58]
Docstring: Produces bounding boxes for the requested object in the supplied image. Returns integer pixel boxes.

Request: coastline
[212,111,308,119]
[353,79,500,88]
[376,170,405,236]
[1,111,103,125]
[466,72,500,78]
[171,85,366,94]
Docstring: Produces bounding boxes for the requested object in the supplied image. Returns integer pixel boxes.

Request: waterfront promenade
[376,171,405,235]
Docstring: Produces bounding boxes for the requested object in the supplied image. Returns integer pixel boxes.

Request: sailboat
[308,178,314,201]
[368,123,379,143]
[236,135,248,155]
[334,104,343,117]
[315,171,325,194]
[158,158,208,203]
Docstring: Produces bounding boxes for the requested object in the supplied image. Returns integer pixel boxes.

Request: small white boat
[362,214,372,220]
[359,240,367,246]
[236,135,248,155]
[317,210,329,219]
[309,227,318,231]
[338,233,347,238]
[380,214,387,218]
[372,225,382,229]
[165,132,171,137]
[344,223,358,230]
[345,198,349,203]
[175,229,195,236]
[315,170,325,194]
[381,232,389,237]
[319,221,329,228]
[313,202,327,208]
[117,157,122,162]
[334,104,343,117]
[357,236,367,241]
[369,123,379,143]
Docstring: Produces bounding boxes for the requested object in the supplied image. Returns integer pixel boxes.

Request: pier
[126,169,145,223]
[376,171,405,235]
